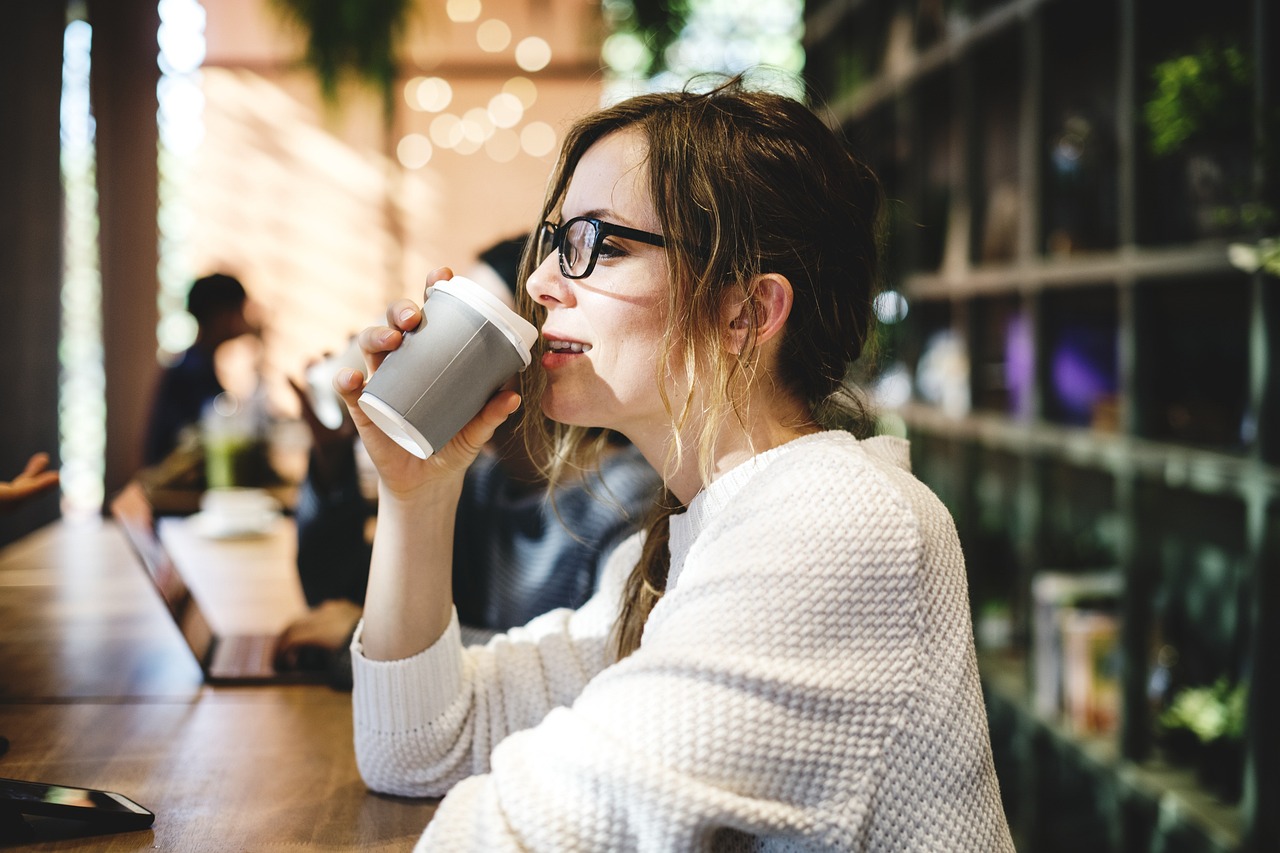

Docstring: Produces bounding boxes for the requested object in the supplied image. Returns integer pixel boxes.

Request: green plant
[271,0,413,121]
[1158,677,1246,744]
[603,0,691,77]
[1144,40,1252,158]
[1228,236,1280,277]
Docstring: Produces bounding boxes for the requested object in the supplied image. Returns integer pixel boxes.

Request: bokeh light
[485,129,521,162]
[413,77,452,112]
[463,107,495,140]
[487,91,523,128]
[397,133,433,168]
[446,0,481,23]
[873,290,909,324]
[515,37,552,72]
[430,113,464,149]
[476,19,511,53]
[520,121,557,157]
[503,76,538,109]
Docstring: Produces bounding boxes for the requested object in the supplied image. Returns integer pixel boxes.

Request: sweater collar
[664,432,909,590]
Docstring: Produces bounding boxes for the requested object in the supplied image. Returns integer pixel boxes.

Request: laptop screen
[110,483,218,668]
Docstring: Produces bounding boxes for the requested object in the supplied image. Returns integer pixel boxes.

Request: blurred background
[0,0,1276,850]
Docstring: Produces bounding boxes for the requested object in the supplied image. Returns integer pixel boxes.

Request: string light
[397,18,562,162]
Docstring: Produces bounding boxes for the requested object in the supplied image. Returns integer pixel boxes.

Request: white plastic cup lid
[429,277,538,365]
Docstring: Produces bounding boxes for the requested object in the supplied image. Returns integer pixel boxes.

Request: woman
[339,79,1013,851]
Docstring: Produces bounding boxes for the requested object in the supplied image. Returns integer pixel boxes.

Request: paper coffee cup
[357,277,538,459]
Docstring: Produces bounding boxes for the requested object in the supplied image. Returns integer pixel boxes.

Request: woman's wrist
[375,471,465,517]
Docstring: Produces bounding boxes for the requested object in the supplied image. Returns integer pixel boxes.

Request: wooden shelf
[980,652,1244,852]
[810,0,1053,124]
[807,0,1278,847]
[895,403,1280,502]
[901,243,1239,300]
[802,0,871,48]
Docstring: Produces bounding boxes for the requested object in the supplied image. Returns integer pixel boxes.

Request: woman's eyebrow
[578,208,658,233]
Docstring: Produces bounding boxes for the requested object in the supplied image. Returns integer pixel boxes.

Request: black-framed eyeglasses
[536,216,666,280]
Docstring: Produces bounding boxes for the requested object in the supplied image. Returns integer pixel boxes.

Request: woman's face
[526,128,677,440]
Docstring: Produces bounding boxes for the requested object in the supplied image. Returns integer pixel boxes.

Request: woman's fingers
[433,390,522,473]
[333,366,368,416]
[354,302,418,377]
[385,298,423,333]
[424,266,455,294]
[330,280,518,481]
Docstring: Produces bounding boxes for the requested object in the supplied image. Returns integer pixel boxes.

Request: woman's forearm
[359,479,463,660]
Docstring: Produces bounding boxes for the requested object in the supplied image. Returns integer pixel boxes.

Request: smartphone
[0,776,155,832]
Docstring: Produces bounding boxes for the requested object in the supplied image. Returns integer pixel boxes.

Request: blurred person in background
[142,272,257,466]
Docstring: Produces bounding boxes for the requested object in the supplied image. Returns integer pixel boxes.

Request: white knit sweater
[351,432,1014,851]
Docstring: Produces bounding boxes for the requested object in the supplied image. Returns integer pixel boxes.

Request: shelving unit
[803,0,1276,850]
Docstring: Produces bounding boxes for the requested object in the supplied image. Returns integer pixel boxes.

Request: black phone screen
[0,777,154,830]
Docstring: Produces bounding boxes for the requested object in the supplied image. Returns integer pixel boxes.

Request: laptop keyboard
[210,634,277,679]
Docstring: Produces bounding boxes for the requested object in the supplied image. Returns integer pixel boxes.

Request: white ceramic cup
[305,337,366,430]
[357,276,538,459]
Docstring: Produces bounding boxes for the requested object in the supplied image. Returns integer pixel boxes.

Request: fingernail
[398,308,417,325]
[380,329,398,345]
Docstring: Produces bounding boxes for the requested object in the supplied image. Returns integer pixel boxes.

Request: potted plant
[270,0,413,123]
[1142,39,1256,239]
[1157,677,1247,802]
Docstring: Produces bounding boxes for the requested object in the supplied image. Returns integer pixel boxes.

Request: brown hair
[516,77,884,658]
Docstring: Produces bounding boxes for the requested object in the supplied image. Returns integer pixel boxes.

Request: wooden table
[0,515,437,850]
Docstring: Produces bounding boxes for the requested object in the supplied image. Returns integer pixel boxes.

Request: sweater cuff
[350,610,465,732]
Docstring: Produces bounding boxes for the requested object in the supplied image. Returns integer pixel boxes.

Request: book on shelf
[1032,569,1122,734]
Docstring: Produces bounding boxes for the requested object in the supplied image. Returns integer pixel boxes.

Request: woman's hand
[345,266,524,659]
[333,266,522,501]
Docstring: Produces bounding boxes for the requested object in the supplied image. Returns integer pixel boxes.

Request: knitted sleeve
[413,443,1009,851]
[350,533,635,796]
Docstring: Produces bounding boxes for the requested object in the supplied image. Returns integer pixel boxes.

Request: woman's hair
[516,76,884,657]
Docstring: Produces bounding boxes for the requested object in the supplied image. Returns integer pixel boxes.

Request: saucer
[190,509,280,540]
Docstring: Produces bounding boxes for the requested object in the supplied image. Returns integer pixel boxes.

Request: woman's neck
[640,399,819,506]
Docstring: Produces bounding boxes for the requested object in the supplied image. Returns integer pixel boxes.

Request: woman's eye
[597,240,628,259]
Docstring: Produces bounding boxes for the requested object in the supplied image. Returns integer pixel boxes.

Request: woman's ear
[724,273,794,355]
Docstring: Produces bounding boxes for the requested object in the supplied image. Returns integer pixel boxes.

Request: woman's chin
[543,408,620,435]
[540,397,591,429]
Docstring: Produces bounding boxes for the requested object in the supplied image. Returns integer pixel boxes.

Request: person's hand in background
[0,453,59,512]
[287,371,359,491]
[275,598,363,669]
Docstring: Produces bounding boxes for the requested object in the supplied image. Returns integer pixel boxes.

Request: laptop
[111,483,327,685]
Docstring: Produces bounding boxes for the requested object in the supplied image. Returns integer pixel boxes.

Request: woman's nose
[526,252,574,308]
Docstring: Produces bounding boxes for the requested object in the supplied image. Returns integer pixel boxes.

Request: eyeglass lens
[563,220,595,276]
[538,219,600,278]
[537,222,557,265]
